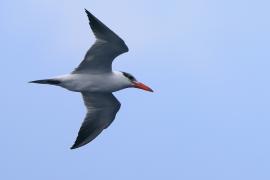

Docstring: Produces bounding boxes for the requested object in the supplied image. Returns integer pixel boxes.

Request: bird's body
[30,9,153,149]
[52,71,130,93]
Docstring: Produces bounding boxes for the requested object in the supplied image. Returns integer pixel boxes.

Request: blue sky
[1,0,270,179]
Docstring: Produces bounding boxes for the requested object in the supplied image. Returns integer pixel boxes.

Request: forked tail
[29,79,61,85]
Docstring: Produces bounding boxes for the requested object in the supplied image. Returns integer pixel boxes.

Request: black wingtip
[70,145,76,150]
[70,143,80,150]
[84,8,91,17]
[84,9,97,22]
[70,139,82,149]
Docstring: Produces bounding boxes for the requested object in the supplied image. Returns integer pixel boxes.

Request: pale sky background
[1,0,270,179]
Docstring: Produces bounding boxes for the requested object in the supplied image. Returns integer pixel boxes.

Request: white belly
[56,72,129,93]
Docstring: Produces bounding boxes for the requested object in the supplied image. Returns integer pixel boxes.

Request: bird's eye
[122,72,136,81]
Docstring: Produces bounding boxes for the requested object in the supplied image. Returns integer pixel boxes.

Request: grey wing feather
[73,9,128,74]
[70,93,121,149]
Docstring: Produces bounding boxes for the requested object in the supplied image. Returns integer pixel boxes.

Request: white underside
[54,71,131,93]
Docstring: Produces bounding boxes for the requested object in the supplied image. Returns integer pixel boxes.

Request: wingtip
[70,143,78,150]
[84,8,94,22]
[84,8,91,16]
[70,139,84,149]
[70,145,76,150]
[70,143,81,150]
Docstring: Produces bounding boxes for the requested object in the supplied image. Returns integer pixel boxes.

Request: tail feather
[29,79,61,85]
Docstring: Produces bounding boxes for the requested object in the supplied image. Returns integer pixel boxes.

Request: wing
[70,92,121,149]
[73,9,129,74]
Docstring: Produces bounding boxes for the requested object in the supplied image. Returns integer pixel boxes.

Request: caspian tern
[30,9,153,149]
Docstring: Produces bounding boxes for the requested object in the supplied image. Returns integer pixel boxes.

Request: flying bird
[30,9,153,149]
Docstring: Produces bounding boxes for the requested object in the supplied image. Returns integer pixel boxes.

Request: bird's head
[121,72,153,92]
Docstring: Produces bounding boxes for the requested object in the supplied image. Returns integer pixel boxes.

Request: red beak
[133,82,154,92]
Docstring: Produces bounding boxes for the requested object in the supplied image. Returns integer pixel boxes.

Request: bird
[30,9,153,149]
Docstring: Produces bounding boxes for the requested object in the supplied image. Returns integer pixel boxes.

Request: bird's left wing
[72,9,128,74]
[71,92,121,149]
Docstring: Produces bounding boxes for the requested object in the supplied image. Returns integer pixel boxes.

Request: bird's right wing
[72,9,129,74]
[70,92,121,149]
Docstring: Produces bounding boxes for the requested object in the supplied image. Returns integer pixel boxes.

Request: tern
[30,9,153,149]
